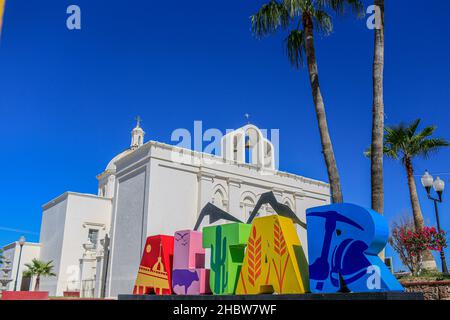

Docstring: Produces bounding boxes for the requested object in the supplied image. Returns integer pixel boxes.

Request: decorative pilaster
[196,172,216,214]
[227,178,242,221]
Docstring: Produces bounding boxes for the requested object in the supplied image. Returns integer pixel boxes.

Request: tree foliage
[23,259,56,278]
[382,119,449,164]
[365,119,449,162]
[250,0,363,67]
[23,259,56,291]
[390,218,448,276]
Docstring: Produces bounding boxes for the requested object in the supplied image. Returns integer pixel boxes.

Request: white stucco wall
[40,192,112,296]
[38,195,67,294]
[107,166,148,297]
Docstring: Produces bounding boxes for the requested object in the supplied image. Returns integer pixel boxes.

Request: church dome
[104,117,146,173]
[105,149,133,172]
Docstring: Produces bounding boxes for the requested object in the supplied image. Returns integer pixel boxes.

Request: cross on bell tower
[135,116,142,128]
[131,116,145,150]
[244,113,250,124]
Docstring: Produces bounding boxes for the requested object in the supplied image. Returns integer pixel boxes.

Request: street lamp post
[421,171,448,275]
[13,236,25,291]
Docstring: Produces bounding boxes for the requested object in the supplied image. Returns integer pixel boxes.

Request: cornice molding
[227,178,242,187]
[197,171,216,182]
[82,222,106,230]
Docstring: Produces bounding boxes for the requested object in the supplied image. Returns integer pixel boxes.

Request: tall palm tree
[381,119,449,230]
[370,0,385,215]
[251,0,363,203]
[23,259,56,291]
[380,119,449,269]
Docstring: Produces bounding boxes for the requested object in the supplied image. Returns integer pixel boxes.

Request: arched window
[244,135,251,164]
[282,198,294,212]
[213,190,225,210]
[242,196,255,221]
[212,185,228,211]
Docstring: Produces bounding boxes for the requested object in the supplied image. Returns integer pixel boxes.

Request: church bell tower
[131,116,145,150]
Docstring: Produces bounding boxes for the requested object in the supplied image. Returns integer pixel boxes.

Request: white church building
[1,121,330,298]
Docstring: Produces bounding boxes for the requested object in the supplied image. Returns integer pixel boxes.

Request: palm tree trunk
[302,15,343,203]
[404,157,424,229]
[371,0,385,215]
[34,275,40,291]
[404,157,436,270]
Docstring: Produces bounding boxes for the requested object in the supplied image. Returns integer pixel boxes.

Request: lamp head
[18,236,26,246]
[421,170,434,195]
[433,176,445,192]
[433,176,445,201]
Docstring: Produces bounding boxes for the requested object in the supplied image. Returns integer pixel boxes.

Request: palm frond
[282,0,300,17]
[343,0,364,17]
[286,29,306,68]
[24,262,34,270]
[23,270,33,278]
[406,118,421,138]
[384,126,406,151]
[382,119,448,163]
[329,0,345,15]
[251,1,290,38]
[283,0,312,17]
[369,139,400,160]
[415,138,450,159]
[318,0,364,17]
[313,9,333,34]
[364,146,397,159]
[414,125,436,141]
[383,145,399,160]
[23,258,57,278]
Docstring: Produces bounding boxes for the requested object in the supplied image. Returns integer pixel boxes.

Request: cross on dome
[135,115,142,128]
[131,116,145,149]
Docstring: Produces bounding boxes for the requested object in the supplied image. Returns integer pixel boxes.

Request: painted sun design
[146,244,152,253]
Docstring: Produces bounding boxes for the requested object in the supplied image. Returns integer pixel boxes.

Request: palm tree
[381,119,449,230]
[365,119,448,269]
[250,0,363,203]
[23,259,56,291]
[370,0,385,215]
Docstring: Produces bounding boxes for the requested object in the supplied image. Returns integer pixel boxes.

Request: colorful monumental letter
[134,235,174,295]
[236,215,309,294]
[306,204,404,293]
[172,230,211,295]
[203,223,251,295]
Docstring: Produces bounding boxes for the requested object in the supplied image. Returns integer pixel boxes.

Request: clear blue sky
[0,1,449,271]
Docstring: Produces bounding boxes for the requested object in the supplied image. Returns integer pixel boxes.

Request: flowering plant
[390,219,448,276]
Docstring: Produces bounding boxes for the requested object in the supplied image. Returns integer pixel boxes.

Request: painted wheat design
[272,219,289,292]
[247,226,262,286]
